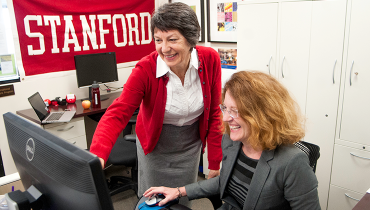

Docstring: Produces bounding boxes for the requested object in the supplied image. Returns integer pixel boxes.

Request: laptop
[28,92,76,124]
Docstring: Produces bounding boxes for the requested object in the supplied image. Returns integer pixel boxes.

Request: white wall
[0,0,236,175]
[0,0,139,175]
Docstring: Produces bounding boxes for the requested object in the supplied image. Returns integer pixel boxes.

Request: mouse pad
[136,196,182,210]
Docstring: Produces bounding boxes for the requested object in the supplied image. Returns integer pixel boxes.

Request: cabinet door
[237,3,278,75]
[327,185,363,210]
[331,144,370,194]
[340,0,370,145]
[304,1,347,209]
[43,118,86,141]
[278,1,312,111]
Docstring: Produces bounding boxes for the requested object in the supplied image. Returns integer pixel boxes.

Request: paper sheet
[0,7,9,55]
[1,61,13,74]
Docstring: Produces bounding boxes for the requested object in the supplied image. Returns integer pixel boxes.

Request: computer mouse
[145,194,166,206]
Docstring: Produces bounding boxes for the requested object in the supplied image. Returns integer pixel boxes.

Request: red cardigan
[89,46,223,170]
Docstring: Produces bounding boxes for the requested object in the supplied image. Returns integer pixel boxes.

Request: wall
[0,0,237,175]
[0,0,138,175]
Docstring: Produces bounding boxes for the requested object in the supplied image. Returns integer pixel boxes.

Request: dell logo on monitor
[26,138,35,161]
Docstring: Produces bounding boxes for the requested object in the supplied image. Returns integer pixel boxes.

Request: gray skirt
[136,121,202,207]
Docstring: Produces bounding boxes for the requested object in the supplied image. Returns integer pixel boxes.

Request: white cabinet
[327,185,364,210]
[237,3,278,75]
[330,144,370,193]
[238,1,370,209]
[327,1,370,209]
[238,1,347,209]
[238,1,312,111]
[278,1,312,111]
[339,0,370,145]
[327,141,370,210]
[42,117,87,149]
[304,0,347,208]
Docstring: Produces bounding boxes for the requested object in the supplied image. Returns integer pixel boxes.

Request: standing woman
[89,2,223,207]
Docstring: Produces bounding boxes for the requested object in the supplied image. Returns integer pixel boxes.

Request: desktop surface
[16,92,121,125]
[352,192,370,210]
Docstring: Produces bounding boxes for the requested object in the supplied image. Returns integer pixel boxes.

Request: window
[0,0,20,84]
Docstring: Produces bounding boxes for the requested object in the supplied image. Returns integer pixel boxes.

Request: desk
[16,92,121,124]
[352,189,370,210]
[0,173,23,195]
[16,92,121,148]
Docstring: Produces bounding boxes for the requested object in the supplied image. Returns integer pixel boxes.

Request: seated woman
[143,71,321,210]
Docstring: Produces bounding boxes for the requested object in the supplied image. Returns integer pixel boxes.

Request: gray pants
[136,121,202,208]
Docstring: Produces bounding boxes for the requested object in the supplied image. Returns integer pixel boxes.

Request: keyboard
[46,112,64,121]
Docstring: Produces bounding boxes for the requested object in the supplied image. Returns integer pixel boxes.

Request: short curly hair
[151,2,200,49]
[222,71,305,150]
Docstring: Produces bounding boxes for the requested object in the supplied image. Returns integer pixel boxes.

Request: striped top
[227,147,259,208]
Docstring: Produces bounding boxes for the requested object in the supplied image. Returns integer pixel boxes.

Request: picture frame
[170,0,205,42]
[207,0,241,43]
[213,47,238,88]
[217,48,237,70]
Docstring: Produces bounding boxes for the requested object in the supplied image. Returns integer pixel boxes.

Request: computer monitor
[3,112,114,210]
[74,52,118,101]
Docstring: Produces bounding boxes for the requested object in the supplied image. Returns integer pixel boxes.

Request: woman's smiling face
[154,28,192,72]
[223,91,251,144]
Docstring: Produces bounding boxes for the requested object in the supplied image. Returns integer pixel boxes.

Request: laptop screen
[28,92,49,121]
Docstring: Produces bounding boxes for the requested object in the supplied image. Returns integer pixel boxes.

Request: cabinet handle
[268,55,272,75]
[349,60,354,86]
[332,60,337,84]
[345,193,360,201]
[350,152,370,160]
[281,56,285,78]
[57,125,74,132]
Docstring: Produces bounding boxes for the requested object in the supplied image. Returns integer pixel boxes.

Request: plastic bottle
[91,81,101,108]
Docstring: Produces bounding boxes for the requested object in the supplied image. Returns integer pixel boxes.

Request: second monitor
[74,52,118,101]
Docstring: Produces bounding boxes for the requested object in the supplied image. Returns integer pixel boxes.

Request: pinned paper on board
[0,55,13,74]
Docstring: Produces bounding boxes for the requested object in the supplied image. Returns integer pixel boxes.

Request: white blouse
[156,49,204,126]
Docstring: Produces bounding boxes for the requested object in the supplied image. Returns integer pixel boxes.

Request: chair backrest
[294,141,320,173]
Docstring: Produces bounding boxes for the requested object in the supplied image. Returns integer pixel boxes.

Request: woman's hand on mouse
[143,186,186,206]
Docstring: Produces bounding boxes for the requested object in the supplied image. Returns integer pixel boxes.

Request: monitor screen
[3,112,114,210]
[74,52,118,88]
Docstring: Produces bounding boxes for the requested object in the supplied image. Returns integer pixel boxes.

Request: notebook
[28,92,76,124]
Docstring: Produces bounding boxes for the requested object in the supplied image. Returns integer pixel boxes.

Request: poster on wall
[12,0,155,76]
[218,48,237,69]
[208,0,242,43]
[215,47,237,88]
[171,0,205,42]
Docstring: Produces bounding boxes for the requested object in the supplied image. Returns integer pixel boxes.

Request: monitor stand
[80,86,110,101]
[5,185,44,210]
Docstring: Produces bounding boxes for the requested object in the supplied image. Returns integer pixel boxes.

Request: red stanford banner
[12,0,155,76]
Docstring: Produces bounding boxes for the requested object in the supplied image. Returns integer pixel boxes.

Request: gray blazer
[186,134,321,210]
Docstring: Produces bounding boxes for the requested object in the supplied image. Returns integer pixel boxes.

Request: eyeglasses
[219,104,239,119]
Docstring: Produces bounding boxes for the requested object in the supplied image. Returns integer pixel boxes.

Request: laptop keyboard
[46,112,64,121]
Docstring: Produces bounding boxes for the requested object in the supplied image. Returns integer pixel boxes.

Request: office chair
[107,133,138,196]
[87,106,140,196]
[293,141,320,173]
[106,108,139,197]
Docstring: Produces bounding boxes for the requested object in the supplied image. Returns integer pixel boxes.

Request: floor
[105,165,214,210]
